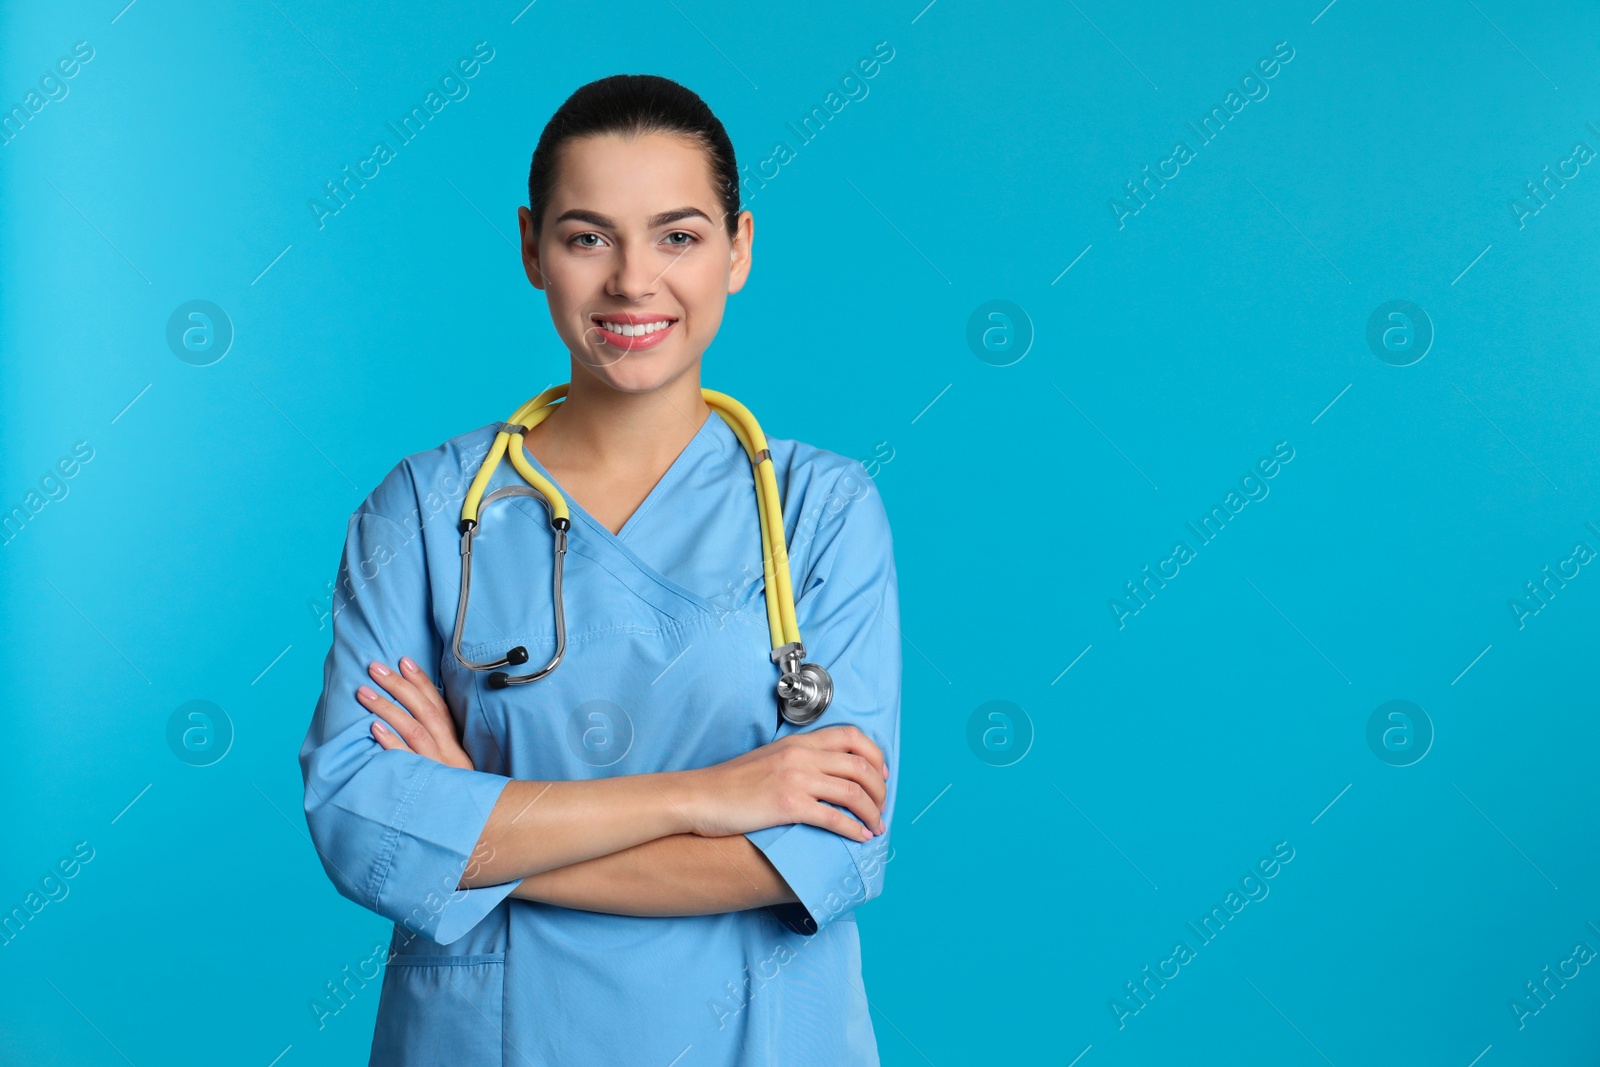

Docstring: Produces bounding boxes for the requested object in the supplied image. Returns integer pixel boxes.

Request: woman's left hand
[356,656,475,770]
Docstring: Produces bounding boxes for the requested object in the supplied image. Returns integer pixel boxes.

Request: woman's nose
[606,242,663,299]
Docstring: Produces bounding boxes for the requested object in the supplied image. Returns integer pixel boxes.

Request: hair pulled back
[527,74,741,241]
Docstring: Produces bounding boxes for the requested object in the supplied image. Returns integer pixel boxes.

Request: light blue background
[3,1,1598,1064]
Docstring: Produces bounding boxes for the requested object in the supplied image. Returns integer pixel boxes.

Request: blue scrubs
[298,409,901,1066]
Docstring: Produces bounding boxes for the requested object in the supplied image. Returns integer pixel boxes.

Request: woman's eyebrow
[554,207,713,229]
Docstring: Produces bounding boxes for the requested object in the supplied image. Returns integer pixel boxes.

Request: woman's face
[518,131,753,394]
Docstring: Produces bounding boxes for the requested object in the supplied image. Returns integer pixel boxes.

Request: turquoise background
[4,0,1599,1063]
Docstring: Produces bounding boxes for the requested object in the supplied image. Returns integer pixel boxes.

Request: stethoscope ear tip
[488,672,511,689]
[506,646,529,665]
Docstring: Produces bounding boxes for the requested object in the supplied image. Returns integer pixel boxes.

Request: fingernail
[876,820,886,834]
[859,825,873,840]
[372,721,388,735]
[357,685,376,700]
[400,656,417,673]
[370,662,391,677]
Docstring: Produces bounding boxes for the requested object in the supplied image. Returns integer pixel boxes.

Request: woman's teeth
[596,319,673,338]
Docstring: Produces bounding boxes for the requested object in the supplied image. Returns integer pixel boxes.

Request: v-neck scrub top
[298,410,901,1066]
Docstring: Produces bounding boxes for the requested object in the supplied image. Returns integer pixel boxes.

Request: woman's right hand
[678,725,889,842]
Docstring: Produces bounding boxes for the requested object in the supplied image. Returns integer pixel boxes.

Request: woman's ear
[517,206,546,290]
[727,209,754,295]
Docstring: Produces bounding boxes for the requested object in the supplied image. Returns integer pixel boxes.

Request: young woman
[298,75,902,1066]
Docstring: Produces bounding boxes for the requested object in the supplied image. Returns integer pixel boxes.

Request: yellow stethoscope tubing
[702,388,801,649]
[705,400,786,647]
[458,384,801,653]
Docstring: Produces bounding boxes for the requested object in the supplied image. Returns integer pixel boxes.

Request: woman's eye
[664,231,698,248]
[570,233,603,248]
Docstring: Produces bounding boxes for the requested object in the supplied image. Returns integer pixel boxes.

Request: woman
[298,74,902,1066]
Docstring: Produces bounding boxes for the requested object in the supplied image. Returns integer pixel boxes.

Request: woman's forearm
[507,833,799,916]
[460,771,700,887]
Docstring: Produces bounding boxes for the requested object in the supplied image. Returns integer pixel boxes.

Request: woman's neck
[528,368,712,478]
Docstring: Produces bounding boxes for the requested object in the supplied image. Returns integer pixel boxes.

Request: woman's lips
[592,318,676,351]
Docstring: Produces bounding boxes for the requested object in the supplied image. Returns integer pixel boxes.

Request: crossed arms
[356,654,889,918]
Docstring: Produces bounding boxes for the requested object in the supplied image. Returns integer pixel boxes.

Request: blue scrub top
[298,409,901,1066]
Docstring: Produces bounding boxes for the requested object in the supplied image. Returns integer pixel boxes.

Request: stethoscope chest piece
[774,642,832,726]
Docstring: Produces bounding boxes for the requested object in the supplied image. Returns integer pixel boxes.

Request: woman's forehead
[548,132,717,217]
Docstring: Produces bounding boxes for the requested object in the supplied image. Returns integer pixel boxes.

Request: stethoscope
[451,382,834,727]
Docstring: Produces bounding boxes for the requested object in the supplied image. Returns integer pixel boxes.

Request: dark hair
[527,74,740,241]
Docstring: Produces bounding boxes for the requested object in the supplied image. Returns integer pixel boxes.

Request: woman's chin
[575,351,701,393]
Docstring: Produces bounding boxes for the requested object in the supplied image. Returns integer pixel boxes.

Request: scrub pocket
[369,953,506,1066]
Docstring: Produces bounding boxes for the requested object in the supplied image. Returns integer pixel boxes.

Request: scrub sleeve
[746,466,902,935]
[298,472,524,946]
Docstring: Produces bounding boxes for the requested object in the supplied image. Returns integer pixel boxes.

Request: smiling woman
[298,75,902,1067]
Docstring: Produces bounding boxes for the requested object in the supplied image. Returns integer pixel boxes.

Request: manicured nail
[372,721,389,735]
[369,662,391,677]
[357,685,376,701]
[876,820,886,834]
[859,825,872,840]
[400,656,417,673]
